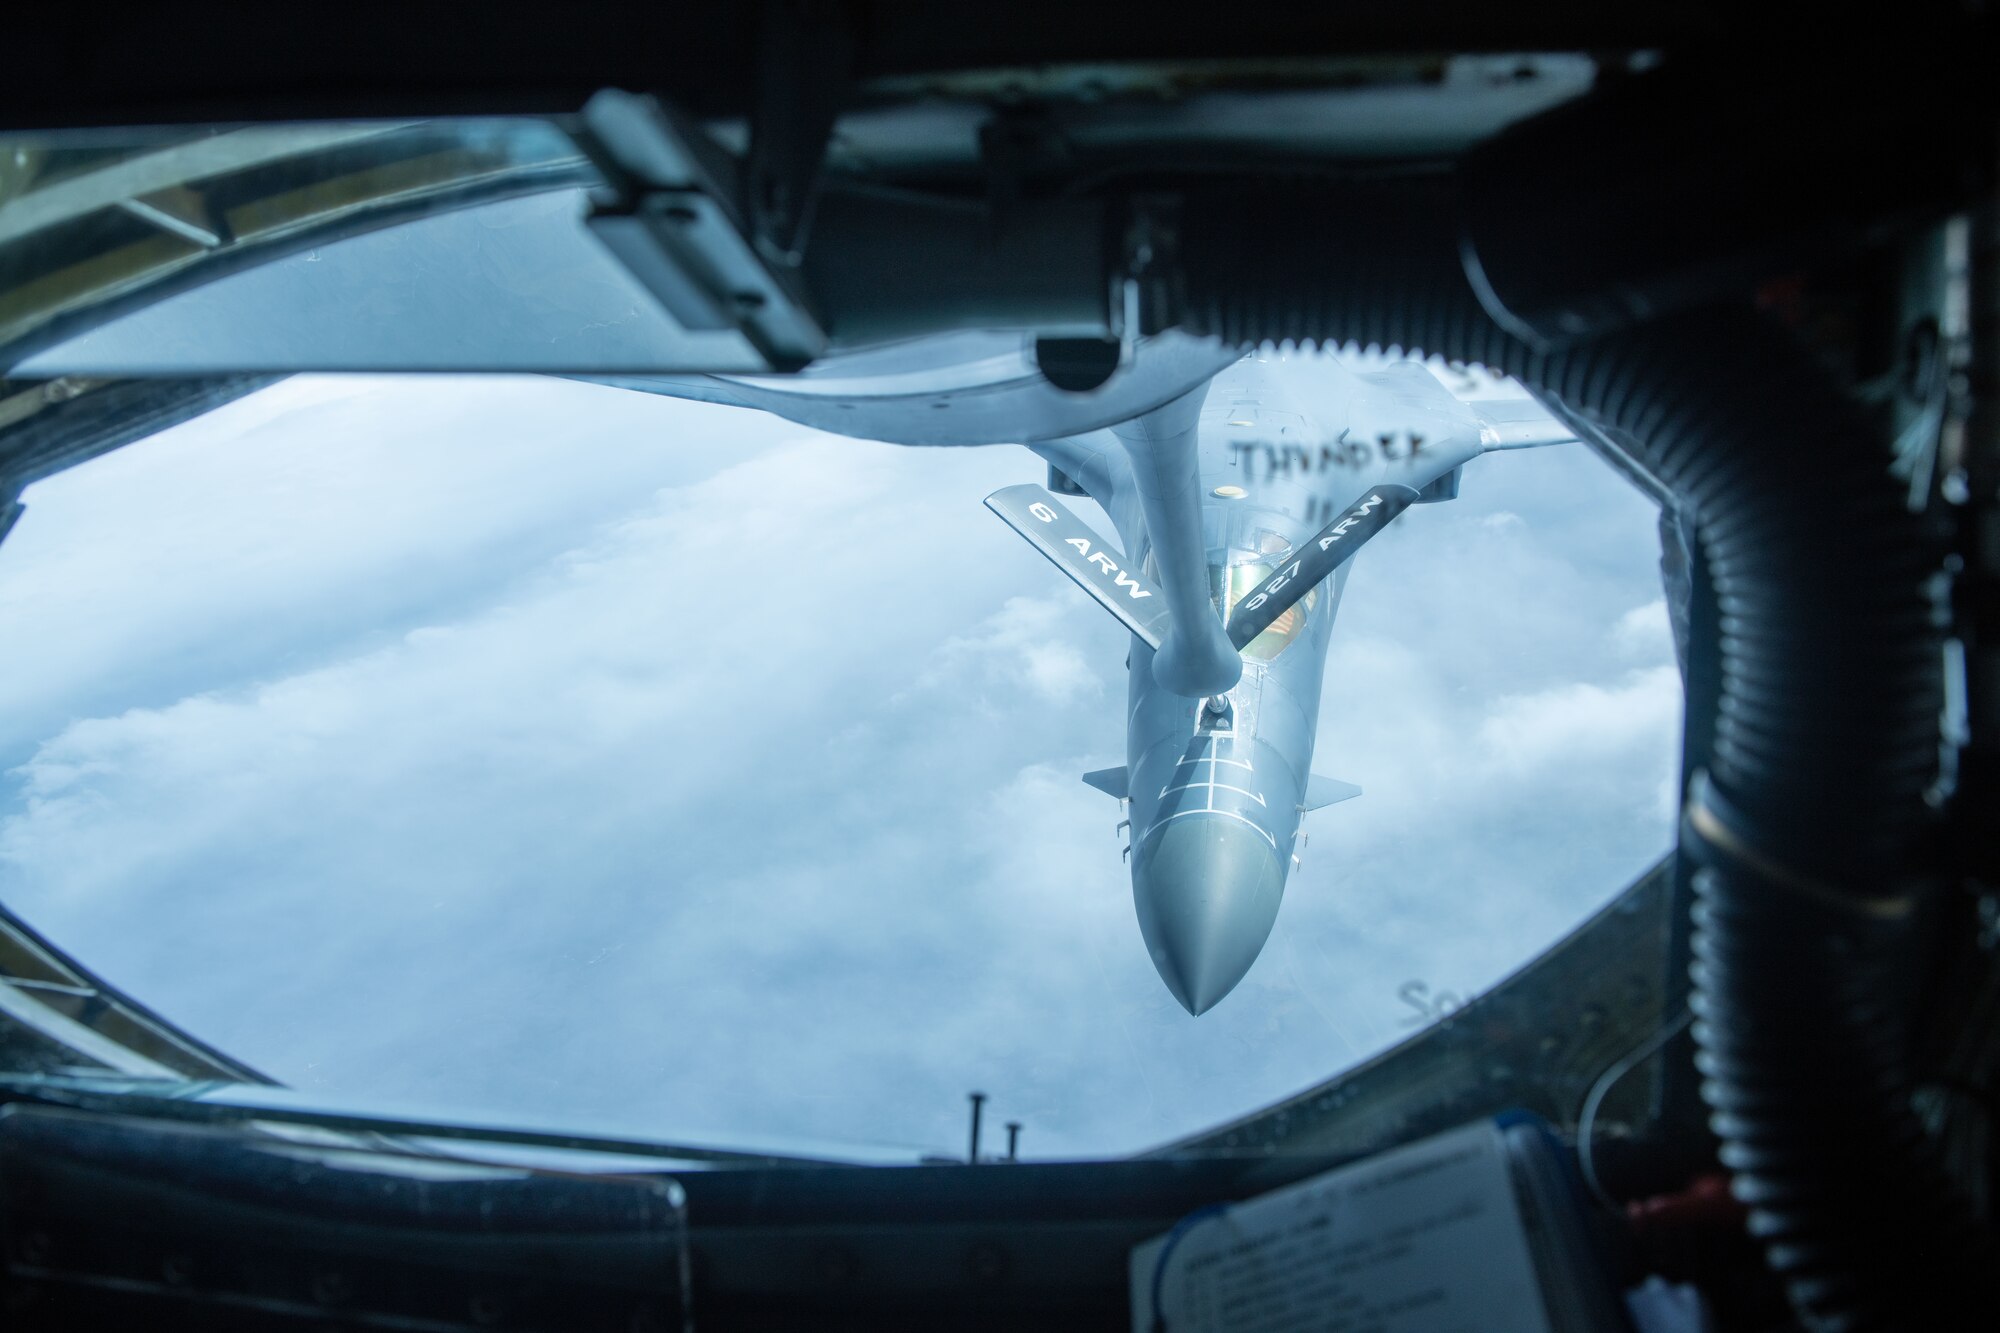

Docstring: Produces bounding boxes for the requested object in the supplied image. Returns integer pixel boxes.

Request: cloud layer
[0,370,1678,1158]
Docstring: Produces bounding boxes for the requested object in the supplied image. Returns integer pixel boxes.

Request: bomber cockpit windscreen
[1219,559,1318,662]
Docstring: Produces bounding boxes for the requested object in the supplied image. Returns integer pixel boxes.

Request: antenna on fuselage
[967,1091,987,1165]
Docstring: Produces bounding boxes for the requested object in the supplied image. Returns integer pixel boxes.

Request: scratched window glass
[0,354,1681,1158]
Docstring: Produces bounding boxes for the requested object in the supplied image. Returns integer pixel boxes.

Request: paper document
[1130,1121,1556,1333]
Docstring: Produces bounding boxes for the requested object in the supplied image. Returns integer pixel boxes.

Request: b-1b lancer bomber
[593,335,1572,1013]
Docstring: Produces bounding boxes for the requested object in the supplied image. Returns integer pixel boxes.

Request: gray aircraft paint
[1110,383,1244,699]
[595,340,1568,1015]
[1027,354,1497,1012]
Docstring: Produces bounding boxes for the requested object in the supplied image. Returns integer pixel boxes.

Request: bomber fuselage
[1089,353,1483,1012]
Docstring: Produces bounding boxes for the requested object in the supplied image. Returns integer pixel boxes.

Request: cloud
[1476,666,1682,775]
[0,376,806,768]
[0,369,1680,1157]
[916,596,1106,705]
[1612,598,1673,659]
[1276,440,1680,1067]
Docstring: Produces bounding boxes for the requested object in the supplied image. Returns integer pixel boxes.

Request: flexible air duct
[1173,183,1991,1330]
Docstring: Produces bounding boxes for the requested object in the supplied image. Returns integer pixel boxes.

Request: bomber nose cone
[1133,817,1287,1015]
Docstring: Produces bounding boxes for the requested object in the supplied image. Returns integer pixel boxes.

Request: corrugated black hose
[1173,184,1994,1330]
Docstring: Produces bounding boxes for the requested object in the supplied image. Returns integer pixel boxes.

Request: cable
[1147,1202,1230,1333]
[1575,1006,1693,1213]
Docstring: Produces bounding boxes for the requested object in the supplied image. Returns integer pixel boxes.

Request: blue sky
[0,363,1680,1159]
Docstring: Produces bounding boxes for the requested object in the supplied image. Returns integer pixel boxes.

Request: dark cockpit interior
[1,5,1997,1331]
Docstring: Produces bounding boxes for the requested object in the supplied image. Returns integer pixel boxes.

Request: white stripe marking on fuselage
[1159,782,1266,806]
[1139,807,1280,852]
